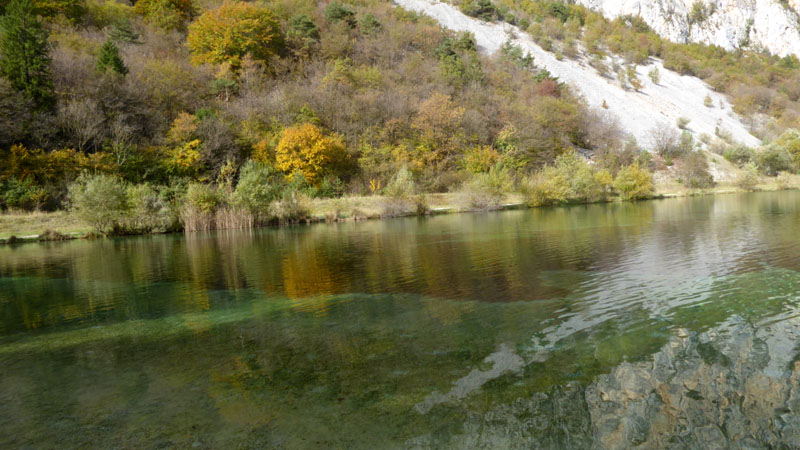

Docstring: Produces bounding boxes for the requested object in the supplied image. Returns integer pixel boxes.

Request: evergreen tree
[109,18,141,44]
[96,39,128,75]
[0,0,54,110]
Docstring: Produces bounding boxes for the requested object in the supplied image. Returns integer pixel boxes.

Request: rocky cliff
[578,0,800,57]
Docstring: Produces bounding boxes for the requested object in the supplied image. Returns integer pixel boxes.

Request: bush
[458,163,513,210]
[723,146,753,166]
[735,163,759,190]
[614,164,653,200]
[381,166,427,216]
[524,152,612,206]
[676,117,690,130]
[755,144,794,176]
[1,177,48,210]
[675,152,714,188]
[359,13,382,35]
[524,166,569,207]
[772,128,800,166]
[185,182,219,213]
[460,0,496,21]
[68,174,130,233]
[324,2,356,27]
[127,183,176,232]
[232,161,282,221]
[648,67,660,84]
[271,179,311,223]
[181,182,221,231]
[134,0,194,30]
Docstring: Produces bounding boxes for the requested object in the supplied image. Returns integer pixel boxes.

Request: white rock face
[394,0,761,148]
[578,0,800,57]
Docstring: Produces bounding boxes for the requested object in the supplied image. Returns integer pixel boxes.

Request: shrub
[688,1,710,25]
[723,146,753,166]
[275,123,350,185]
[626,65,642,91]
[324,2,356,27]
[649,123,680,157]
[185,182,219,213]
[127,183,175,232]
[676,117,690,130]
[460,0,496,21]
[288,14,319,41]
[648,67,660,84]
[271,178,311,223]
[735,163,759,190]
[772,128,800,166]
[134,0,194,30]
[524,166,570,207]
[557,152,613,202]
[232,161,282,221]
[458,163,513,210]
[1,177,48,210]
[382,166,425,216]
[68,174,130,233]
[187,2,284,70]
[675,152,714,188]
[359,13,382,35]
[500,40,534,69]
[181,182,221,231]
[755,144,794,176]
[524,152,612,206]
[614,163,653,200]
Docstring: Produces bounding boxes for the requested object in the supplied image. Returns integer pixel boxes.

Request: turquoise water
[3,192,800,448]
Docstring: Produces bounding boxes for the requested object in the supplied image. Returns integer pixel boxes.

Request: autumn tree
[275,123,349,184]
[411,92,466,170]
[0,0,54,110]
[134,0,195,31]
[187,1,284,71]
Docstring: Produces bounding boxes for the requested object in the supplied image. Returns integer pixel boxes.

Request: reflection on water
[2,191,800,448]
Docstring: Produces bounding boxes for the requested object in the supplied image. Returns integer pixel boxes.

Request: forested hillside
[0,0,799,236]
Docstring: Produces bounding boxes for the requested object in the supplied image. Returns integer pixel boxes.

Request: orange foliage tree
[275,123,349,184]
[186,1,284,70]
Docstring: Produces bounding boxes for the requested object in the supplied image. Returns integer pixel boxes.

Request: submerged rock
[587,318,800,448]
[410,318,800,448]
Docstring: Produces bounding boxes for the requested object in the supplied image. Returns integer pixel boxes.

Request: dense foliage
[0,0,796,233]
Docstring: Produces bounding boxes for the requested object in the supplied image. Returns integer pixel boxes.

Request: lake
[3,191,800,448]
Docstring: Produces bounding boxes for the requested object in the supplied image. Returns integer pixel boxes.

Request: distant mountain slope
[395,0,761,148]
[578,0,800,57]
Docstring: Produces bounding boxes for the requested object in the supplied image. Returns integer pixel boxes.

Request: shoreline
[0,182,794,245]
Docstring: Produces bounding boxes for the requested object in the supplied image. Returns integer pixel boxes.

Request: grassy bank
[0,192,526,243]
[3,180,797,245]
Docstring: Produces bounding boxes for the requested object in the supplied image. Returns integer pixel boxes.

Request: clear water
[3,192,800,448]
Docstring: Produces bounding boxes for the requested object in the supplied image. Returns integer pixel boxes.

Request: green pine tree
[96,39,128,75]
[0,0,55,110]
[109,18,141,44]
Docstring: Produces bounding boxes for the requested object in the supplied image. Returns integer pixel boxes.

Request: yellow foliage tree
[275,123,349,184]
[134,0,195,30]
[186,1,284,70]
[411,92,466,170]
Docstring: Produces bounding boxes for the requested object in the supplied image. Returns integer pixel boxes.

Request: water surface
[3,192,800,448]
